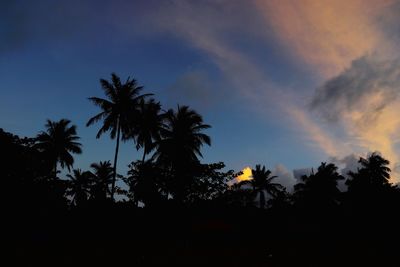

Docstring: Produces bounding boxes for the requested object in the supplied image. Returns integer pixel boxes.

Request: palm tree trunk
[111,120,121,202]
[54,160,57,180]
[259,191,265,209]
[141,146,146,164]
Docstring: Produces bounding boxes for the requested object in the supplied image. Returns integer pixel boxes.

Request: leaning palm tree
[153,105,211,202]
[238,164,283,208]
[86,73,151,201]
[35,119,82,178]
[66,169,93,206]
[133,98,165,163]
[90,161,113,200]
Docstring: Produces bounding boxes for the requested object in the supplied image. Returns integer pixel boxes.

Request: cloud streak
[255,0,393,77]
[145,0,400,180]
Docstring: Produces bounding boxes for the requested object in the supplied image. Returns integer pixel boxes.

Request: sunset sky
[2,0,400,187]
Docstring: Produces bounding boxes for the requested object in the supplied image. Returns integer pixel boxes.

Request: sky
[2,0,400,188]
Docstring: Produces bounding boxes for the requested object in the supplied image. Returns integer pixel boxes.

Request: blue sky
[3,0,400,185]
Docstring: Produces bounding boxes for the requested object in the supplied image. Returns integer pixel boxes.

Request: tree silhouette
[90,161,113,201]
[124,160,167,207]
[346,152,392,197]
[86,73,151,201]
[238,164,283,208]
[294,162,343,209]
[133,98,165,164]
[66,169,93,206]
[153,105,211,202]
[35,119,82,178]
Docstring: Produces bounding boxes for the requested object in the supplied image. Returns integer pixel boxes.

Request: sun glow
[236,167,253,183]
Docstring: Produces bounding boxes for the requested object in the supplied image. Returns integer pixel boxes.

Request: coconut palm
[35,119,82,178]
[152,105,211,202]
[294,162,343,208]
[90,161,113,200]
[133,98,165,163]
[66,169,93,206]
[346,152,391,193]
[153,105,211,164]
[86,73,151,200]
[238,164,283,208]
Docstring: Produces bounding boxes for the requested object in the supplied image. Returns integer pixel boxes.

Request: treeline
[3,73,400,265]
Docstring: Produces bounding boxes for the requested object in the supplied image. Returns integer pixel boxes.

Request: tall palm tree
[66,169,93,206]
[238,164,283,208]
[133,98,165,164]
[90,161,113,200]
[86,73,151,201]
[35,119,82,178]
[153,105,211,202]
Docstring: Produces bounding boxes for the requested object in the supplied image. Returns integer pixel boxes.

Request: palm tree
[35,119,82,178]
[154,105,211,163]
[153,105,211,202]
[133,98,165,163]
[86,73,151,201]
[66,169,93,206]
[238,164,283,208]
[90,161,113,200]
[294,162,343,208]
[346,152,391,193]
[359,152,391,185]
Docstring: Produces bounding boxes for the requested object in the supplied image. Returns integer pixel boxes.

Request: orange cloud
[286,104,347,157]
[255,0,392,77]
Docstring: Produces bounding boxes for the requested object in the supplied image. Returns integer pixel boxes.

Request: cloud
[255,0,393,77]
[293,168,313,181]
[143,0,400,174]
[329,154,360,177]
[162,70,216,110]
[271,164,297,191]
[310,55,400,122]
[310,54,400,178]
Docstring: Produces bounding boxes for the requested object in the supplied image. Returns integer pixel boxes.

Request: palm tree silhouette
[153,105,211,202]
[346,152,391,193]
[35,119,82,178]
[154,105,211,163]
[238,164,282,208]
[86,73,151,201]
[90,161,113,200]
[294,162,343,208]
[133,98,165,164]
[66,169,93,206]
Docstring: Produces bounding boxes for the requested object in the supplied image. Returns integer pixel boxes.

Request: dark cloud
[310,54,400,123]
[293,168,313,181]
[375,1,400,45]
[161,70,219,110]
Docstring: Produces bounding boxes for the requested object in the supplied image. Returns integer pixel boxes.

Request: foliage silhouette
[294,162,344,210]
[238,164,283,208]
[132,98,165,164]
[87,73,152,200]
[152,105,211,203]
[35,119,82,177]
[89,161,113,201]
[66,169,93,206]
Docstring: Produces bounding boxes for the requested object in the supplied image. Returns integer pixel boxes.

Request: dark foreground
[5,203,400,266]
